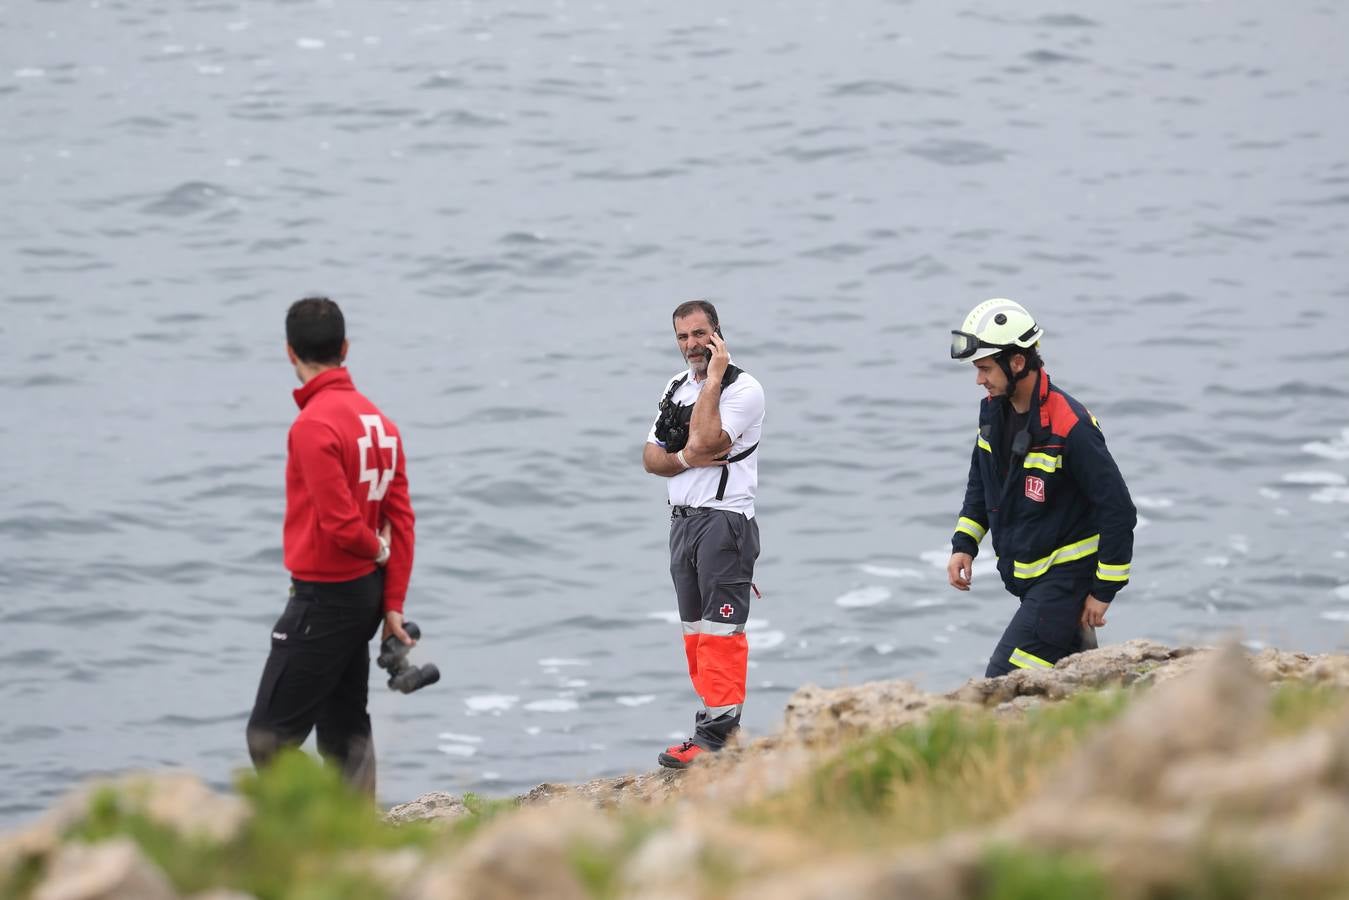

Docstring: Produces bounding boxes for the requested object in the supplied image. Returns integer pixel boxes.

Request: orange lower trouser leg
[682,633,699,682]
[692,633,748,708]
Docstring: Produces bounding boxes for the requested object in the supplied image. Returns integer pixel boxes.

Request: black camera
[654,377,693,452]
[376,621,440,694]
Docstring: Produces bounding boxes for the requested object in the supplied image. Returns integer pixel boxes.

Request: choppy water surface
[3,0,1348,823]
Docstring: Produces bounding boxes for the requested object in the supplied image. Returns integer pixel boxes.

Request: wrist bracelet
[375,534,391,565]
[676,449,691,469]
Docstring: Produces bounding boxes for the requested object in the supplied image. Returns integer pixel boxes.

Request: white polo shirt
[647,365,765,518]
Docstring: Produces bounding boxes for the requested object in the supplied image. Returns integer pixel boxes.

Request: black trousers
[246,570,383,793]
[985,570,1092,678]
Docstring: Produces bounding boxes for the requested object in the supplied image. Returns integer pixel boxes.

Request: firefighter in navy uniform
[643,299,765,768]
[946,299,1136,677]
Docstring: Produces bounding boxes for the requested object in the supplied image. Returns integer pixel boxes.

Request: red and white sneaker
[657,739,706,769]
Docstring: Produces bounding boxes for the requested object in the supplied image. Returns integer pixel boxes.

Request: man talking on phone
[642,299,765,768]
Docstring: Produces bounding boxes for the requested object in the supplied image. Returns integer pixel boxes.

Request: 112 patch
[1024,475,1046,503]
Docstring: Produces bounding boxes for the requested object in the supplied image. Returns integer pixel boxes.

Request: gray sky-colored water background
[3,0,1348,825]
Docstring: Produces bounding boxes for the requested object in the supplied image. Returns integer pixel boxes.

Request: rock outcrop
[6,640,1349,900]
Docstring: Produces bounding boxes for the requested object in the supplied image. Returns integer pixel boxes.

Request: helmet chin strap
[996,349,1032,394]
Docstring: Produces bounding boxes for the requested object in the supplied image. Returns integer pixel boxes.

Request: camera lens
[391,664,440,694]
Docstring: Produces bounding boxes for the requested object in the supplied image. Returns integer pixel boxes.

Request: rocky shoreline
[7,640,1349,899]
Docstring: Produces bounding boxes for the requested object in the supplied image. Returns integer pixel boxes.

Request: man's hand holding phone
[705,332,730,383]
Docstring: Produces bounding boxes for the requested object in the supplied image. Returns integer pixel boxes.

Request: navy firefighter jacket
[950,370,1137,601]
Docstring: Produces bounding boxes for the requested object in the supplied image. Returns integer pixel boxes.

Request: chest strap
[715,442,759,501]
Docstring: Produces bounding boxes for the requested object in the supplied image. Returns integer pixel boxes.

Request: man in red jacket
[246,297,416,794]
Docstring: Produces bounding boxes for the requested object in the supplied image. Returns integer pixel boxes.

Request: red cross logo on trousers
[719,603,734,618]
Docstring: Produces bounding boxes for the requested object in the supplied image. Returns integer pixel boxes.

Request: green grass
[0,854,46,900]
[567,813,668,899]
[12,678,1349,900]
[978,845,1109,900]
[64,751,437,900]
[743,689,1131,847]
[1269,681,1348,733]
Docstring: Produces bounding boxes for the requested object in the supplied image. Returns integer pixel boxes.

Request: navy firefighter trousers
[985,568,1095,678]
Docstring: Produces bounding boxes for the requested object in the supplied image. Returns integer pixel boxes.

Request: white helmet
[950,298,1044,362]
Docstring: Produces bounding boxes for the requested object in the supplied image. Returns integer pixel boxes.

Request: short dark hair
[1002,343,1044,373]
[671,299,720,332]
[286,297,345,365]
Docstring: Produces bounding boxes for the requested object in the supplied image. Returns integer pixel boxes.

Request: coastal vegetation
[5,641,1349,899]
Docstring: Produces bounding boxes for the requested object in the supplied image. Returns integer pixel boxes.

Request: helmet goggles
[950,330,1008,360]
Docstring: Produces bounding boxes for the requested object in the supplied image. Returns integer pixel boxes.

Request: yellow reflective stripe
[1097,561,1131,582]
[1023,452,1062,473]
[976,435,992,453]
[1009,647,1053,670]
[955,517,987,543]
[1013,534,1101,580]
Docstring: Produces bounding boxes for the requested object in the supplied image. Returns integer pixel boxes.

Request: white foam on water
[920,550,950,569]
[1334,585,1349,601]
[859,564,922,579]
[744,619,769,631]
[747,630,785,650]
[1137,514,1151,530]
[615,695,655,707]
[933,634,952,644]
[524,698,580,713]
[14,68,45,78]
[437,744,476,757]
[538,658,589,667]
[873,643,895,655]
[296,37,326,49]
[1321,610,1349,622]
[436,732,483,743]
[525,727,541,736]
[1302,428,1349,461]
[561,679,589,688]
[1311,487,1349,504]
[481,772,501,781]
[1229,535,1251,555]
[913,597,946,608]
[1135,496,1174,510]
[1259,487,1282,499]
[464,694,518,714]
[1203,556,1230,568]
[836,586,891,608]
[646,610,681,624]
[1281,471,1347,486]
[922,548,997,574]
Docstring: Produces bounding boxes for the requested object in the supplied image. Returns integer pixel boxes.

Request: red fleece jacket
[283,368,416,613]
